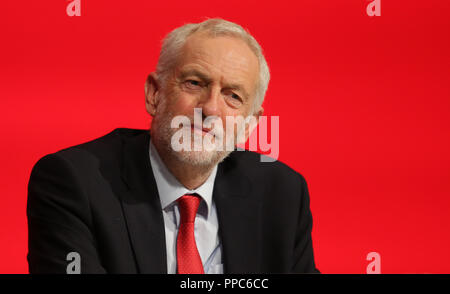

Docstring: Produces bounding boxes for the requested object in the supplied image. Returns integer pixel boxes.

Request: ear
[242,106,264,143]
[145,73,160,117]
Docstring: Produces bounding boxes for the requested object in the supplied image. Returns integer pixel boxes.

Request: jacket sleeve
[27,153,106,274]
[290,174,320,273]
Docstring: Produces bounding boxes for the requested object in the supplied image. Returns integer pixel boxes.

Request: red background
[1,0,449,273]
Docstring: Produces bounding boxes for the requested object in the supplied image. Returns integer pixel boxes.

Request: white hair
[155,18,270,113]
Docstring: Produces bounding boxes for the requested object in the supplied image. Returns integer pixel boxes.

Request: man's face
[148,32,260,167]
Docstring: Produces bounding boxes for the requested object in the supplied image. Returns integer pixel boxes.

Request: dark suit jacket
[27,128,319,273]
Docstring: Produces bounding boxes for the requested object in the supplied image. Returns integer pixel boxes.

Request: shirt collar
[149,138,217,217]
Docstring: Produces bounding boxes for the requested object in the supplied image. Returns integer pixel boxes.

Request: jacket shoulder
[60,128,147,154]
[31,128,148,174]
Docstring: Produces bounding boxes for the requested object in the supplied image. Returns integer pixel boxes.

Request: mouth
[191,124,213,136]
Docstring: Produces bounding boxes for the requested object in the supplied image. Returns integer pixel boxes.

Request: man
[27,18,319,274]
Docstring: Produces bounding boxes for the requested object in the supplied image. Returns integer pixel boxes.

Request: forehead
[176,33,259,92]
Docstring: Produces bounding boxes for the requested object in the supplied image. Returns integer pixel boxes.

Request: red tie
[176,194,204,274]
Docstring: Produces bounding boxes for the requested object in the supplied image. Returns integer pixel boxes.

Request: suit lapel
[214,155,262,274]
[120,132,167,273]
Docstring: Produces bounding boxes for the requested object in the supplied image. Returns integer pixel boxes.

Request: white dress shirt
[149,139,223,274]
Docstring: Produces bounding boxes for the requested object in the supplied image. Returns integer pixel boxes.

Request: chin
[172,149,231,168]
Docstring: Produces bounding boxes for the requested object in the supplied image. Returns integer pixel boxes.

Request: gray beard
[150,103,233,169]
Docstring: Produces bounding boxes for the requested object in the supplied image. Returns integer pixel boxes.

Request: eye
[184,80,202,89]
[231,93,241,100]
[224,91,243,108]
[225,91,241,101]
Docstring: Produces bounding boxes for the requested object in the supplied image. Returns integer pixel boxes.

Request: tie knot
[178,194,201,224]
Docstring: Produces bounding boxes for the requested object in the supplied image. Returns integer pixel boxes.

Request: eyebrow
[179,69,212,84]
[178,68,251,101]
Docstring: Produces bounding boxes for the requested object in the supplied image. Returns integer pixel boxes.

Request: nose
[199,86,221,118]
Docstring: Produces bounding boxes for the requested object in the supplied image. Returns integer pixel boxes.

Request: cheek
[164,89,198,116]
